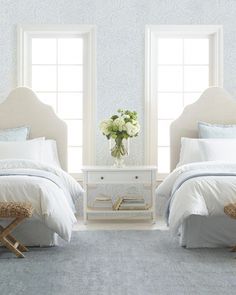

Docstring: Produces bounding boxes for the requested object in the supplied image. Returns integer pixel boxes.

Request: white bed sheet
[180,215,236,248]
[0,159,84,242]
[156,161,236,234]
[1,218,58,246]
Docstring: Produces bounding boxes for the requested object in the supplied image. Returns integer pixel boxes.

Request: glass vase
[109,138,129,168]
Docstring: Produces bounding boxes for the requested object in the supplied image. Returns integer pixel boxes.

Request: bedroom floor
[1,230,236,295]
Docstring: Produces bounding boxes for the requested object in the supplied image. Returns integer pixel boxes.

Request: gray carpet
[1,231,236,295]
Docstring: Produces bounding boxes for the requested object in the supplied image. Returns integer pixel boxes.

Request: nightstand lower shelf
[86,208,154,221]
[87,208,154,213]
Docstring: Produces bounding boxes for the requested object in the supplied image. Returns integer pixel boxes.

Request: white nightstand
[82,166,157,224]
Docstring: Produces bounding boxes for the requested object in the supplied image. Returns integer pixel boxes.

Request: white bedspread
[156,161,236,233]
[0,159,84,241]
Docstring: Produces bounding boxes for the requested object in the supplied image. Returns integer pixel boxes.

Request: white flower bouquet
[100,109,140,166]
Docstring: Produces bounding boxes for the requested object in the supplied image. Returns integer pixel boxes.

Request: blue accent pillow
[198,121,236,138]
[0,126,30,141]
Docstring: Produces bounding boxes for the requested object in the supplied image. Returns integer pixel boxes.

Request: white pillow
[0,138,61,168]
[178,137,236,166]
[42,140,61,168]
[177,138,204,167]
[199,139,236,162]
[29,137,45,141]
[0,140,44,162]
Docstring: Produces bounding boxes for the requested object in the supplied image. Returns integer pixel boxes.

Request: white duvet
[156,161,236,233]
[0,159,84,241]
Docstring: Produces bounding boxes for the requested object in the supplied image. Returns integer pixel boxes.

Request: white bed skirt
[180,215,236,248]
[1,219,59,247]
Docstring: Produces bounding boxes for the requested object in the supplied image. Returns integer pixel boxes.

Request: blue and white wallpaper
[1,0,236,164]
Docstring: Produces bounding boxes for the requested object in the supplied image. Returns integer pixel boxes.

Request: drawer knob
[101,176,104,180]
[135,176,139,179]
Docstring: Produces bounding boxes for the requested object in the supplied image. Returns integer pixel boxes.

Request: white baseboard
[73,217,168,231]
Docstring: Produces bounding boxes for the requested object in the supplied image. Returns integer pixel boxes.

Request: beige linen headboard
[170,87,236,171]
[0,87,67,171]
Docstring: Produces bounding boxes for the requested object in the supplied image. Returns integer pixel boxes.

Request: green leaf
[111,115,119,120]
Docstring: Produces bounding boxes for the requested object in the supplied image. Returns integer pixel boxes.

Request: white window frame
[17,24,96,179]
[145,25,223,179]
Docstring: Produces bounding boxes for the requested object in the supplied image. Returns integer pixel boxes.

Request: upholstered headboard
[0,87,67,170]
[170,87,236,171]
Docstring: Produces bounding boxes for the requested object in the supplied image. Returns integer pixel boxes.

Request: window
[18,25,96,177]
[145,25,223,178]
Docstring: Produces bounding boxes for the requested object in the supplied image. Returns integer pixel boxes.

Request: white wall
[1,0,236,165]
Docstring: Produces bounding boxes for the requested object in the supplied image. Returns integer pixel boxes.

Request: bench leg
[0,217,28,258]
[231,246,236,252]
[0,225,28,252]
[1,237,25,258]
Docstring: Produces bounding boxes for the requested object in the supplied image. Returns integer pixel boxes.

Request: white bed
[157,87,236,248]
[0,87,83,246]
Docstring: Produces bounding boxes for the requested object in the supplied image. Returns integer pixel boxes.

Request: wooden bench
[0,202,33,258]
[224,203,236,252]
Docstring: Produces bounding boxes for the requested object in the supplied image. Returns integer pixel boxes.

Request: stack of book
[92,196,113,210]
[113,196,149,210]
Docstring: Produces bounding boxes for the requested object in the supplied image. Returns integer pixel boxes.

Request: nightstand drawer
[87,171,152,184]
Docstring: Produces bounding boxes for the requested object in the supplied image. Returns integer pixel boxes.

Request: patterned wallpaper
[1,0,236,165]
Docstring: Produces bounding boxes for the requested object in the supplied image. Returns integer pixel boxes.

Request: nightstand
[82,166,157,224]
